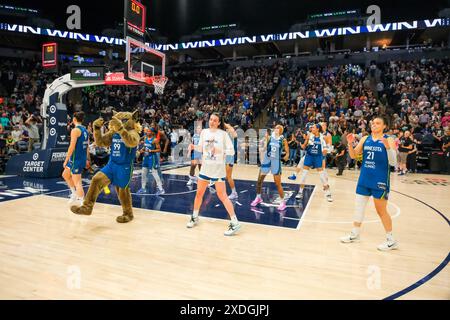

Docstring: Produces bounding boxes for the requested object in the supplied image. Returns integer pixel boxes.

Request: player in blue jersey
[187,125,202,186]
[289,123,313,176]
[290,123,333,202]
[251,125,290,211]
[224,123,239,200]
[341,116,399,251]
[137,127,165,195]
[63,112,90,206]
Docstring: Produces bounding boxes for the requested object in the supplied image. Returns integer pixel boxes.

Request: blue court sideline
[0,172,314,229]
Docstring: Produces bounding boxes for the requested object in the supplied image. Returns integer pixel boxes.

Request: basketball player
[137,127,165,195]
[321,122,333,176]
[151,122,168,182]
[293,124,333,202]
[187,125,202,186]
[224,123,239,200]
[251,125,290,211]
[186,113,241,236]
[62,111,89,205]
[288,125,312,179]
[341,116,399,251]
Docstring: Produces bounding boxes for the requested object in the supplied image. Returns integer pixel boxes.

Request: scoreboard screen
[70,66,105,81]
[126,0,146,40]
[42,43,57,68]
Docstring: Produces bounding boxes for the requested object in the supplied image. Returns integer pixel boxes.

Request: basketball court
[0,0,448,302]
[0,165,448,299]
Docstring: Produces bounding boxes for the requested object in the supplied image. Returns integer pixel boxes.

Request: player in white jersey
[186,113,241,236]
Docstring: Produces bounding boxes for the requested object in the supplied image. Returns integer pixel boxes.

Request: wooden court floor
[0,165,448,299]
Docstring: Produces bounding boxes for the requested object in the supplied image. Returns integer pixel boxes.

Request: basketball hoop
[149,75,168,95]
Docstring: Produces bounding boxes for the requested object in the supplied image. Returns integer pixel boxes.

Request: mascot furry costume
[71,111,142,223]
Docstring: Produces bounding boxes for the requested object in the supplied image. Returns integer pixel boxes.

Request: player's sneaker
[295,191,303,200]
[186,176,197,186]
[340,233,360,243]
[136,188,146,194]
[325,190,333,202]
[76,198,84,207]
[251,197,263,207]
[228,192,239,200]
[277,200,287,211]
[377,240,399,251]
[155,188,165,196]
[186,215,199,228]
[224,222,241,236]
[288,174,297,180]
[68,193,77,204]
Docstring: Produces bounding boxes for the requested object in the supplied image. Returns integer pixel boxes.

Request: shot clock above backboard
[125,0,146,41]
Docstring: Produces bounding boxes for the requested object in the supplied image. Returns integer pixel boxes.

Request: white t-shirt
[197,128,235,179]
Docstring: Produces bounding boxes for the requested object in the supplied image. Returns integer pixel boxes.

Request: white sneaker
[377,240,399,251]
[325,192,333,202]
[295,191,303,200]
[224,222,241,236]
[186,215,199,228]
[228,192,239,200]
[76,197,84,207]
[340,233,360,243]
[187,177,197,186]
[68,193,77,204]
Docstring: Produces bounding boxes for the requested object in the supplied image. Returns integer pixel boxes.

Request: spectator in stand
[0,113,10,129]
[10,125,23,149]
[431,122,445,148]
[25,115,40,152]
[441,111,450,128]
[443,128,450,174]
[0,124,6,156]
[5,133,15,154]
[286,133,298,166]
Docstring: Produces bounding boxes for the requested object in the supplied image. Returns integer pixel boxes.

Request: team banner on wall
[0,18,449,51]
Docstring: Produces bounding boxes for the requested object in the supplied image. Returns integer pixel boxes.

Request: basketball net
[149,75,168,95]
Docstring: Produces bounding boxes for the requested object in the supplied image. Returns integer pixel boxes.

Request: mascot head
[111,110,142,134]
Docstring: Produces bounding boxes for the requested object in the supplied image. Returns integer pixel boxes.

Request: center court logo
[32,153,39,161]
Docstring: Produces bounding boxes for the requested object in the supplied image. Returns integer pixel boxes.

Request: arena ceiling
[6,0,449,42]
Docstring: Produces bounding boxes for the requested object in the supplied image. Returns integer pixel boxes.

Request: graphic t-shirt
[198,128,235,178]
